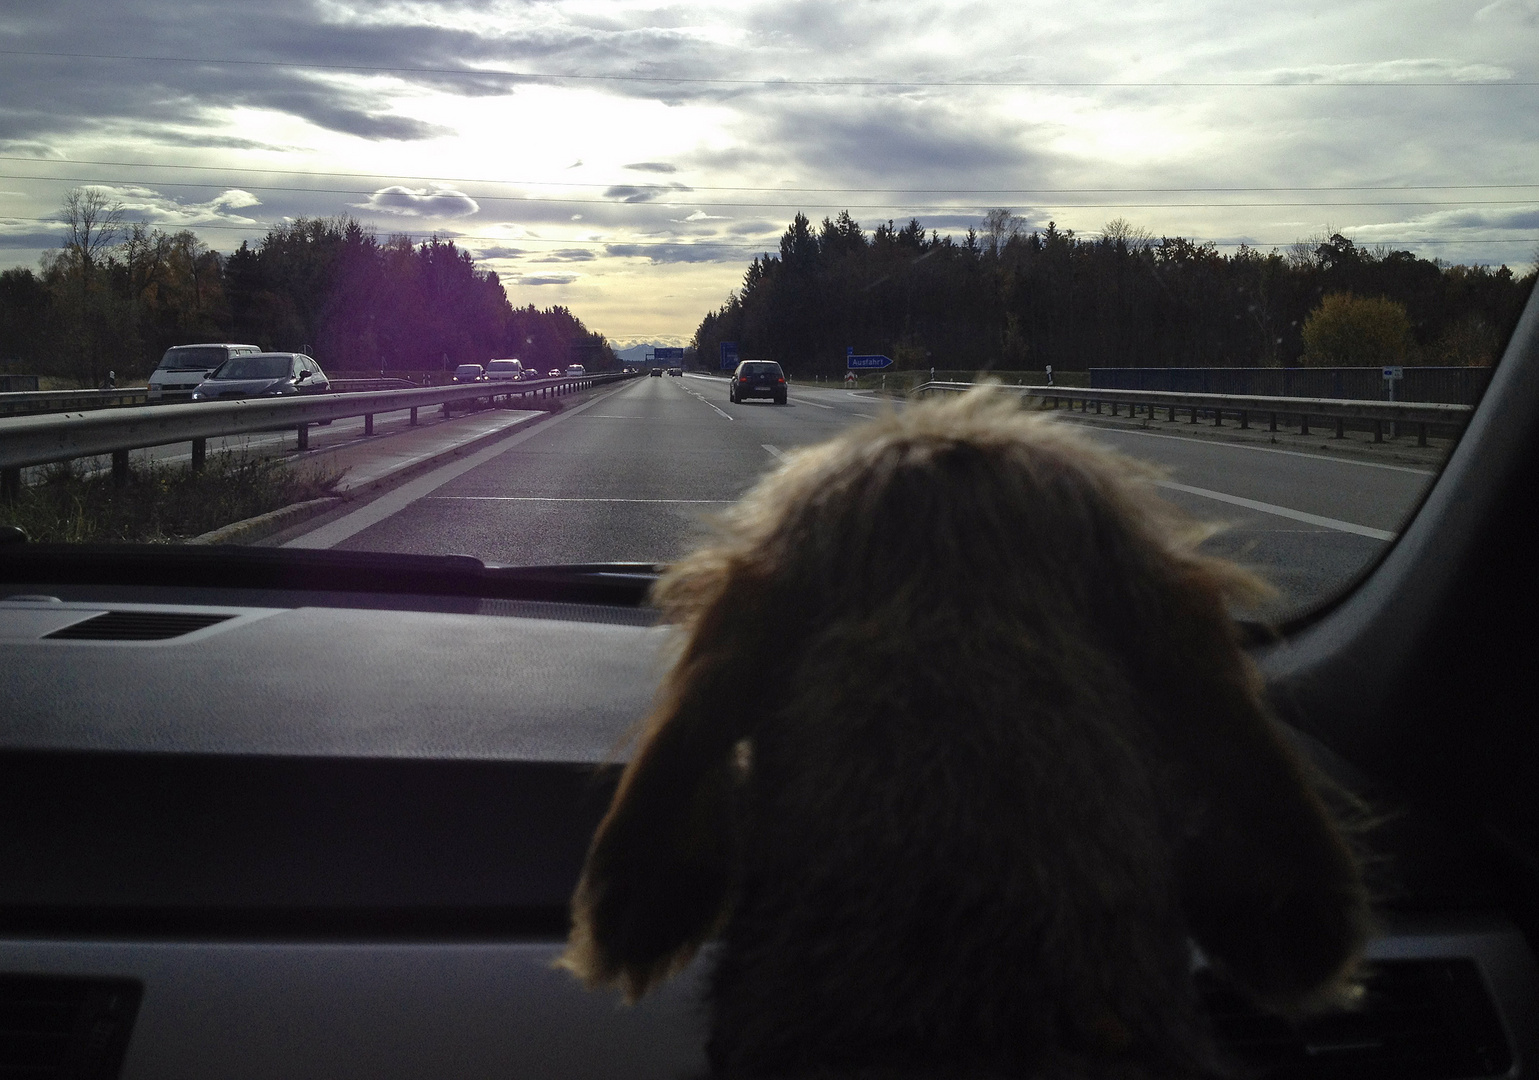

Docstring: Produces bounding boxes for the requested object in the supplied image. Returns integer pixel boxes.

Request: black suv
[730,360,787,404]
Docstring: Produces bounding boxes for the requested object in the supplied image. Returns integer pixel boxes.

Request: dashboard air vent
[1202,958,1511,1079]
[44,610,233,641]
[0,974,141,1079]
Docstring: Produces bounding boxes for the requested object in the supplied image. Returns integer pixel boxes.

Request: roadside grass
[1,453,340,543]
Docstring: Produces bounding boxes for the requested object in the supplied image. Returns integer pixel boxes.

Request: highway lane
[286,374,1441,619]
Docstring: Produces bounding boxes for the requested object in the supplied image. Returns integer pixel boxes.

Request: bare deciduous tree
[61,187,125,282]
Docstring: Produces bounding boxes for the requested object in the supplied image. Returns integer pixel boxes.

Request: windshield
[0,4,1534,621]
[740,364,782,376]
[157,347,232,371]
[211,357,291,381]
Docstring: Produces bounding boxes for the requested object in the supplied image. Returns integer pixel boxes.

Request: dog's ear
[559,594,759,1002]
[1151,572,1371,1013]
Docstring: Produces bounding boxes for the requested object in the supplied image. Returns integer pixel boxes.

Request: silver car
[191,353,331,400]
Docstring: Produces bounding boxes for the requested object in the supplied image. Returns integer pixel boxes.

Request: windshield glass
[0,3,1534,620]
[741,364,782,376]
[157,347,230,371]
[212,357,291,381]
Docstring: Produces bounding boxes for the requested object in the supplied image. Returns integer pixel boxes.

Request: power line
[2,216,1533,251]
[3,173,1539,212]
[4,156,1533,195]
[0,48,1532,88]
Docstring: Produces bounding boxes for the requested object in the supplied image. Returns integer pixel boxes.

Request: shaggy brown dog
[561,388,1371,1079]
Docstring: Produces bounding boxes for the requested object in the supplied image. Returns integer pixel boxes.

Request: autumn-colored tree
[1300,292,1412,367]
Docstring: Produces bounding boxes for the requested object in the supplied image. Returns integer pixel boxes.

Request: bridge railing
[0,371,636,495]
[912,381,1473,447]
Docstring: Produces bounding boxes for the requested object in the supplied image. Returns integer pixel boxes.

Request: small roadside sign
[848,354,894,370]
[1382,366,1404,380]
[720,342,739,371]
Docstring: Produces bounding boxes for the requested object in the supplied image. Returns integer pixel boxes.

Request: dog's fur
[560,389,1371,1079]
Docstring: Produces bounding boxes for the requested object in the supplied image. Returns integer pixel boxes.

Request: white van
[485,359,526,381]
[147,343,261,402]
[564,364,586,377]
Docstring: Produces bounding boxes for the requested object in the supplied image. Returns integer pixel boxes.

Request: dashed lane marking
[762,444,788,462]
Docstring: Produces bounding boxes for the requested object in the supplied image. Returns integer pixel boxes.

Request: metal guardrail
[0,388,151,417]
[0,371,635,495]
[912,381,1473,447]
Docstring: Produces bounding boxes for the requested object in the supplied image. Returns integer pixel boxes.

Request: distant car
[730,359,787,405]
[649,367,663,377]
[565,364,586,377]
[548,368,562,378]
[452,364,485,383]
[147,343,261,402]
[190,353,331,401]
[667,366,682,376]
[484,359,525,382]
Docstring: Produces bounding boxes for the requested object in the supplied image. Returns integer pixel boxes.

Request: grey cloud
[516,273,579,285]
[470,245,526,259]
[531,248,598,262]
[605,241,757,264]
[603,184,694,203]
[623,162,678,173]
[361,187,480,218]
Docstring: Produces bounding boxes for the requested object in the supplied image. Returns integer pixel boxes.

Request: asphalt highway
[284,373,1439,620]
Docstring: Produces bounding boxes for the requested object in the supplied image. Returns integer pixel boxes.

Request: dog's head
[560,388,1367,1017]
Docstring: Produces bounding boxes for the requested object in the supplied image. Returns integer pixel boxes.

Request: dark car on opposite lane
[190,353,331,400]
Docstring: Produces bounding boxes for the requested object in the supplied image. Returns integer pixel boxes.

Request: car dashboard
[0,575,1535,1080]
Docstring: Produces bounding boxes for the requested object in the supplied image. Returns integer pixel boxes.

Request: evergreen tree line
[691,210,1536,378]
[0,191,616,385]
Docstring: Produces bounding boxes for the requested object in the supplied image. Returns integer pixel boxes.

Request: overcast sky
[1,0,1535,345]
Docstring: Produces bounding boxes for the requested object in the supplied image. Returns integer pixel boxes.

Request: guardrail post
[1334,418,1344,439]
[1373,419,1383,443]
[1188,406,1197,424]
[1269,412,1277,432]
[297,423,309,450]
[444,401,453,418]
[111,449,129,485]
[1239,410,1249,430]
[364,414,374,436]
[1168,404,1176,422]
[1300,413,1310,436]
[1418,422,1428,448]
[410,406,418,426]
[191,438,206,470]
[1213,407,1223,427]
[0,468,18,503]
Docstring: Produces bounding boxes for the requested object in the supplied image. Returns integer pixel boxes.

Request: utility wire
[3,217,1533,250]
[4,174,1536,211]
[1,49,1532,88]
[4,156,1533,195]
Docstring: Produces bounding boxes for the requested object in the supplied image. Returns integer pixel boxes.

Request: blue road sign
[847,354,894,370]
[720,341,739,371]
[655,347,684,362]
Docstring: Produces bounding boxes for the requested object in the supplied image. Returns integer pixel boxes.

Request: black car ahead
[730,360,787,404]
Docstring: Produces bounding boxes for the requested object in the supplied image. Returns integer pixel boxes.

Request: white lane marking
[583,414,650,419]
[1153,480,1396,541]
[852,412,877,418]
[284,383,631,549]
[788,396,836,410]
[679,383,734,420]
[427,496,732,504]
[1060,420,1437,475]
[762,444,788,462]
